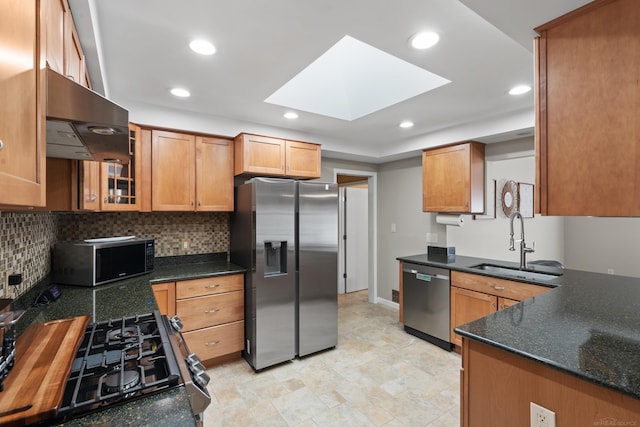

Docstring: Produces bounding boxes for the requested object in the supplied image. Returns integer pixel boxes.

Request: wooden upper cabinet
[535,0,640,216]
[80,160,100,211]
[234,133,321,179]
[44,0,67,75]
[0,0,46,207]
[422,141,485,213]
[196,136,234,211]
[151,130,234,212]
[234,134,284,176]
[100,124,142,211]
[151,130,196,211]
[64,9,85,86]
[285,140,321,178]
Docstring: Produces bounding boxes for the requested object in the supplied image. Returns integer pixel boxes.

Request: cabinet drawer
[176,291,244,332]
[183,320,244,360]
[176,274,243,299]
[451,271,549,301]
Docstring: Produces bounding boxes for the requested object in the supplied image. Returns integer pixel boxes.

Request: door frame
[333,168,378,304]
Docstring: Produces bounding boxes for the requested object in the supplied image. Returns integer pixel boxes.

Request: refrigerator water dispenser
[264,241,287,276]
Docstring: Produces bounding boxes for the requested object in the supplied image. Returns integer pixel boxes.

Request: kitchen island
[9,253,244,427]
[398,254,640,425]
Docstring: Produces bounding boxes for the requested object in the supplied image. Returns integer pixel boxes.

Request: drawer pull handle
[205,341,220,346]
[205,284,220,289]
[205,308,220,314]
[493,286,505,291]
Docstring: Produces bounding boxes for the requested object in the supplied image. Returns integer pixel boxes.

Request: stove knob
[193,370,211,388]
[169,316,183,332]
[186,353,201,365]
[190,361,206,374]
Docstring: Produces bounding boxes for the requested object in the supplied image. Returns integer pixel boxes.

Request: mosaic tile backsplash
[0,211,230,299]
[0,212,58,299]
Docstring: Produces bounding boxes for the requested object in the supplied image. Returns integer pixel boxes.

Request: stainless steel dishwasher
[402,263,452,350]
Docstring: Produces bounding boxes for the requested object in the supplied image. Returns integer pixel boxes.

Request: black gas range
[51,311,210,426]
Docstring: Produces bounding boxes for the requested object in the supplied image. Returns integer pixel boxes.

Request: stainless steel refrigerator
[230,178,338,370]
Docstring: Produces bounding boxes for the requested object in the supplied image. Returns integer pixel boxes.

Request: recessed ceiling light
[410,31,440,50]
[399,121,414,128]
[189,39,216,55]
[508,85,531,95]
[283,112,299,119]
[170,87,190,97]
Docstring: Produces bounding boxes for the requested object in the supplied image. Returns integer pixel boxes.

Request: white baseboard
[376,297,399,310]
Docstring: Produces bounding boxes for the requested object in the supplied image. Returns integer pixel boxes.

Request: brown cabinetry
[153,274,244,364]
[151,130,234,211]
[234,133,321,179]
[0,0,46,207]
[422,141,485,213]
[450,271,549,348]
[535,0,640,216]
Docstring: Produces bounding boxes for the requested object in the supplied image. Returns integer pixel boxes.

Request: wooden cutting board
[0,315,90,426]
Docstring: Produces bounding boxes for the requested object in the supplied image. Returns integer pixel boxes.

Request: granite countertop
[9,253,245,427]
[397,253,640,400]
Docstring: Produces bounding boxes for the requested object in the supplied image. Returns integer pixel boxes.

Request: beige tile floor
[204,291,461,426]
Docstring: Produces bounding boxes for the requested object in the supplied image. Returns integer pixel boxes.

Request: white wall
[377,157,445,301]
[447,138,565,265]
[564,217,640,277]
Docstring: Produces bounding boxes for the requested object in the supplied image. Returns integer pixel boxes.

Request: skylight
[265,35,451,121]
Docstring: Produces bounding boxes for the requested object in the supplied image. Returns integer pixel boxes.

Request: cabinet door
[196,136,234,211]
[0,0,46,207]
[101,124,140,211]
[536,0,640,216]
[151,130,195,211]
[152,283,176,317]
[44,0,67,75]
[63,11,84,85]
[498,297,519,311]
[80,160,101,210]
[285,140,321,178]
[422,142,484,213]
[450,286,496,348]
[234,134,285,176]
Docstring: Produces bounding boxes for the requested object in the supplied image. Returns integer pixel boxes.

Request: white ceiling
[69,0,592,163]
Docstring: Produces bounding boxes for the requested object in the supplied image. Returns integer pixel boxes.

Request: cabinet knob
[0,139,4,151]
[90,193,97,202]
[205,341,220,346]
[493,286,505,291]
[198,201,201,206]
[204,308,220,314]
[191,201,195,206]
[204,284,220,289]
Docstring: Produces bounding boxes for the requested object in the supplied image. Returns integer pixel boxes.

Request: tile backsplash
[0,212,58,299]
[56,212,230,256]
[0,211,230,299]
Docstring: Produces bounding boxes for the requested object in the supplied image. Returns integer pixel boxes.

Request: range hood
[45,68,130,164]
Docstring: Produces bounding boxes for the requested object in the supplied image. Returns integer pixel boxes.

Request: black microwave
[53,238,154,286]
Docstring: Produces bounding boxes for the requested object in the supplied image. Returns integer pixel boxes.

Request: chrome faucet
[509,211,535,270]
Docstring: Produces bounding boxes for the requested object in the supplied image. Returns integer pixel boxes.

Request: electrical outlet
[607,268,615,275]
[426,232,438,243]
[182,240,189,250]
[530,402,555,427]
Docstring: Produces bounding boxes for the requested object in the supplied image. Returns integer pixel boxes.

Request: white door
[345,187,368,293]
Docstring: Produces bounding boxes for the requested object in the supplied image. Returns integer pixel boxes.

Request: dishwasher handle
[403,268,449,281]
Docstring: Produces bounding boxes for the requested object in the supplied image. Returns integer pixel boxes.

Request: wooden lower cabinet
[450,271,550,349]
[152,273,244,364]
[151,282,175,317]
[461,338,640,426]
[183,320,244,361]
[450,287,496,348]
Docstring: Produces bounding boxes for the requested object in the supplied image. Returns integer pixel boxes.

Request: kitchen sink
[470,264,562,282]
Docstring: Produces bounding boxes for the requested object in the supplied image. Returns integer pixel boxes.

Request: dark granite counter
[397,253,640,400]
[9,254,244,427]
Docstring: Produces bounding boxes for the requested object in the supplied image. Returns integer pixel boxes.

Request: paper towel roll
[435,214,464,227]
